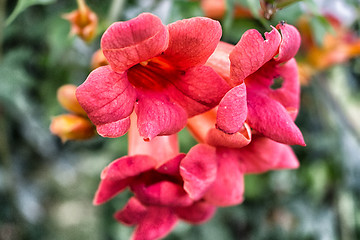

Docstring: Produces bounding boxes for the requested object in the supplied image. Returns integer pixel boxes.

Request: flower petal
[93,177,132,205]
[275,144,300,169]
[76,66,136,127]
[180,144,217,200]
[96,117,130,138]
[132,206,177,240]
[275,23,301,63]
[131,180,193,207]
[204,149,244,206]
[216,83,247,134]
[93,155,158,205]
[101,13,169,72]
[229,27,281,84]
[247,90,305,146]
[164,17,222,70]
[114,197,147,225]
[102,155,158,181]
[169,66,231,117]
[156,153,186,176]
[175,201,216,224]
[205,41,234,84]
[207,122,251,148]
[135,91,187,140]
[238,136,299,173]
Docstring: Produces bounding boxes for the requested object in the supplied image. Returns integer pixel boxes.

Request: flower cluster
[75,13,304,240]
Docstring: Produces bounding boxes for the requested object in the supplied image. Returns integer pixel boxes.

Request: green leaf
[6,0,56,26]
[310,15,334,46]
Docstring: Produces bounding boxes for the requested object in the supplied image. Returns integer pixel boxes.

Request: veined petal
[230,27,281,84]
[239,137,300,173]
[204,148,244,206]
[93,177,132,205]
[180,144,217,200]
[275,23,301,63]
[114,197,147,225]
[135,91,187,140]
[175,201,216,224]
[131,180,193,207]
[247,90,305,146]
[101,13,169,72]
[216,83,247,134]
[93,155,158,205]
[97,117,130,138]
[164,17,222,70]
[169,65,231,117]
[132,206,177,240]
[101,155,157,181]
[238,136,299,173]
[76,66,136,126]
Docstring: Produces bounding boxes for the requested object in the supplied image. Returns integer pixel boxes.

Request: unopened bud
[62,0,98,42]
[50,114,95,142]
[91,49,108,70]
[57,84,87,116]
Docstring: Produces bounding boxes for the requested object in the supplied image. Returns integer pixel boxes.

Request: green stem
[107,0,125,24]
[0,0,6,61]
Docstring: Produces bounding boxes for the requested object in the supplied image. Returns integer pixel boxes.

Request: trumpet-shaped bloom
[207,23,305,146]
[93,119,216,240]
[76,13,230,140]
[179,136,299,207]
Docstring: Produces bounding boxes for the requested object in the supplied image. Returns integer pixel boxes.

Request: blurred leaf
[310,15,334,46]
[6,0,56,26]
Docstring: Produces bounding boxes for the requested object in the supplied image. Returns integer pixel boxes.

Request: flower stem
[0,0,6,61]
[107,0,125,24]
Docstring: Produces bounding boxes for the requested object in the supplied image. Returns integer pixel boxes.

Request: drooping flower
[93,115,216,239]
[180,136,299,207]
[62,0,98,42]
[76,13,230,140]
[206,23,305,146]
[50,84,95,142]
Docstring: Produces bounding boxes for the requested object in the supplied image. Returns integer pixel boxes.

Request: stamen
[140,60,150,66]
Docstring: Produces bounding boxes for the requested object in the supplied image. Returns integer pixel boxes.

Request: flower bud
[50,114,95,142]
[91,49,108,70]
[63,0,98,42]
[57,84,87,116]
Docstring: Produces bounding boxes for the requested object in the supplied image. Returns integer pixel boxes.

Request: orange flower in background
[50,84,95,142]
[50,114,95,142]
[298,15,360,84]
[63,0,98,42]
[91,49,108,70]
[200,0,253,19]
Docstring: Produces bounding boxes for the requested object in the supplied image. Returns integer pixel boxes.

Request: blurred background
[1,0,360,239]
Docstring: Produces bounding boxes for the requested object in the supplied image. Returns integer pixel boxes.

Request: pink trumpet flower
[93,116,216,240]
[76,13,230,140]
[180,137,299,207]
[207,23,305,146]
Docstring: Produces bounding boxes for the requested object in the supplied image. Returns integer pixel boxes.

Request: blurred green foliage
[1,0,360,240]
